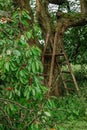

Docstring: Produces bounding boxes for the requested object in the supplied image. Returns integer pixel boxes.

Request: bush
[0,9,48,130]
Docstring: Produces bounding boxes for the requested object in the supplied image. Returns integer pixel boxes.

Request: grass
[61,120,87,130]
[57,64,87,130]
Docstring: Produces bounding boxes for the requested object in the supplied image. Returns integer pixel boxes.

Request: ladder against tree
[42,32,80,95]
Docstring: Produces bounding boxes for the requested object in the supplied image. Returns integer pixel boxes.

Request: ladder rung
[44,64,50,66]
[63,79,73,82]
[68,88,76,93]
[43,73,48,77]
[68,88,75,91]
[57,61,67,65]
[57,53,64,56]
[44,53,64,56]
[44,53,52,56]
[61,71,71,74]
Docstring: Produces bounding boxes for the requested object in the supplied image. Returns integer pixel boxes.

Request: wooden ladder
[42,32,80,95]
[57,40,80,95]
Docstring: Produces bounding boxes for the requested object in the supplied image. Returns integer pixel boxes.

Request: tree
[11,0,87,96]
[0,7,47,129]
[1,0,86,96]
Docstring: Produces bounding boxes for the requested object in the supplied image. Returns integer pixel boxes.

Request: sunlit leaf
[4,62,10,71]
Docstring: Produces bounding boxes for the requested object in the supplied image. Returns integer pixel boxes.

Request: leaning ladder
[42,32,80,95]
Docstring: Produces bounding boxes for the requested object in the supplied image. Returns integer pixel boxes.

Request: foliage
[63,26,87,64]
[0,0,13,11]
[0,9,48,129]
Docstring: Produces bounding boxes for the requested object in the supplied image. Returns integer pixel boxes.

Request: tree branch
[36,0,54,36]
[56,13,87,31]
[67,14,87,27]
[0,98,31,112]
[48,0,68,5]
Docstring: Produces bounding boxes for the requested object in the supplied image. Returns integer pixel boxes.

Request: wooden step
[63,79,73,82]
[44,64,50,66]
[57,61,67,65]
[61,71,71,74]
[44,53,64,56]
[43,73,48,77]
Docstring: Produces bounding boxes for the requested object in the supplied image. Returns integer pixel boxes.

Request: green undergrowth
[60,120,87,130]
[55,64,87,130]
[46,94,87,130]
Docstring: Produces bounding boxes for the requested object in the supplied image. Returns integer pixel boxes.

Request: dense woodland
[0,0,87,129]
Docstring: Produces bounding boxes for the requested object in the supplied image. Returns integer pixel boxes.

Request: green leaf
[13,50,21,57]
[19,36,27,46]
[9,104,15,111]
[13,11,19,19]
[20,76,28,84]
[19,70,25,77]
[21,19,29,26]
[44,111,51,117]
[27,65,31,72]
[26,30,32,39]
[4,62,10,71]
[32,61,36,73]
[15,88,20,96]
[32,89,36,97]
[0,59,3,68]
[22,10,31,20]
[10,62,17,71]
[35,62,39,71]
[58,126,66,130]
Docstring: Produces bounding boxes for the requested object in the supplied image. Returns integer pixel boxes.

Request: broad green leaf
[35,61,39,71]
[10,62,17,71]
[13,11,19,19]
[32,61,36,73]
[44,111,51,117]
[26,30,32,39]
[20,76,28,84]
[32,89,35,97]
[15,88,20,96]
[13,50,21,57]
[22,10,31,20]
[4,62,10,71]
[19,70,25,77]
[0,60,3,68]
[21,19,29,26]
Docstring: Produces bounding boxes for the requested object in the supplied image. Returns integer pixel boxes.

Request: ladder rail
[59,41,80,93]
[42,31,80,95]
[48,31,58,88]
[42,33,50,63]
[57,63,69,95]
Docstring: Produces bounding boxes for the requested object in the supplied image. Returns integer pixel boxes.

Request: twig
[0,98,30,112]
[0,107,16,130]
[24,113,41,130]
